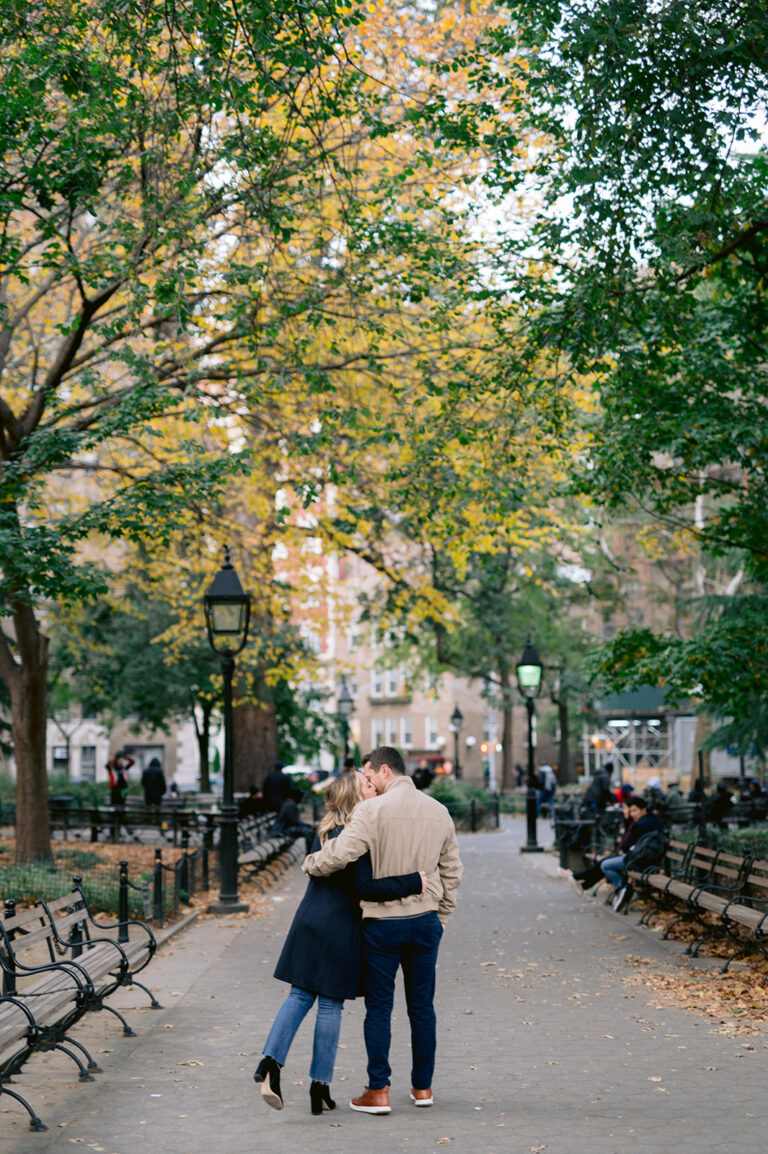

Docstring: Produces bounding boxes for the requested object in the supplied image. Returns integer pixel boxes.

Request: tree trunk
[0,604,52,862]
[194,700,213,792]
[693,713,712,787]
[558,697,573,783]
[499,667,515,792]
[233,699,279,791]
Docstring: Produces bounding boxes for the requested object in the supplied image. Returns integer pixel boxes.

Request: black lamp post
[204,548,251,913]
[450,705,464,780]
[517,638,544,854]
[337,676,354,771]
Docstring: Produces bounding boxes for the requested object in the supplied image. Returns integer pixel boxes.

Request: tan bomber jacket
[303,775,463,923]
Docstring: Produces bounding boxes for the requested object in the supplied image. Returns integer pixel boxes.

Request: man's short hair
[369,746,406,776]
[627,795,648,810]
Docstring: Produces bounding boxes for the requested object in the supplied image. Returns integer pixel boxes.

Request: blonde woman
[254,771,425,1116]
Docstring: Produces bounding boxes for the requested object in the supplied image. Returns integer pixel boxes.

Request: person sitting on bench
[562,795,665,900]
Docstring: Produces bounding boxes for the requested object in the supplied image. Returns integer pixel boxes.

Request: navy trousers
[361,912,443,1090]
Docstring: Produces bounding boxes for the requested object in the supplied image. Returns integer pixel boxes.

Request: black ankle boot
[254,1056,283,1110]
[310,1081,336,1115]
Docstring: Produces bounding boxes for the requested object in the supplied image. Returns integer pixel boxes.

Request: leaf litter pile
[614,902,768,1036]
[623,953,768,1036]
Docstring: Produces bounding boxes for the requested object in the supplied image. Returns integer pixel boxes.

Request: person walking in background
[141,757,166,806]
[688,776,708,804]
[412,761,435,791]
[536,763,557,817]
[581,761,615,812]
[254,772,425,1117]
[303,746,463,1116]
[262,760,292,812]
[107,751,133,807]
[705,780,734,827]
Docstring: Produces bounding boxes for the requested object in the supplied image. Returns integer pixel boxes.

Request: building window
[80,745,97,782]
[52,746,69,773]
[385,668,399,697]
[400,716,412,749]
[425,716,438,749]
[123,745,166,772]
[372,668,384,697]
[385,717,398,746]
[371,718,383,748]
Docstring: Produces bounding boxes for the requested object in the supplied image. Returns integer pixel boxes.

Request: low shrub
[697,825,768,859]
[426,779,500,830]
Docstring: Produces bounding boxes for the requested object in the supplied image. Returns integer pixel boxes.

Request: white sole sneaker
[558,868,583,897]
[410,1092,434,1107]
[349,1101,391,1114]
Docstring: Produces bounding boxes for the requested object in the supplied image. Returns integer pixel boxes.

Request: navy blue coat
[273,829,421,1001]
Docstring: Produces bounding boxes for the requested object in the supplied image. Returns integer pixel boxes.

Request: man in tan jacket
[303,746,462,1115]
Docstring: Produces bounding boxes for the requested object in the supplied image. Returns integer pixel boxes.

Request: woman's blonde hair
[317,771,365,845]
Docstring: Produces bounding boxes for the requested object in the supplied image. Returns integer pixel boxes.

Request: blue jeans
[361,912,443,1091]
[600,855,626,891]
[536,788,554,817]
[263,985,343,1084]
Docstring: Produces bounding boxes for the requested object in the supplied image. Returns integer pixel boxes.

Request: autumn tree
[0,0,428,859]
[1,0,565,862]
[448,0,768,740]
[293,330,597,787]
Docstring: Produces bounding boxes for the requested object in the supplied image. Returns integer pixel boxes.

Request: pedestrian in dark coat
[262,761,292,812]
[253,772,424,1117]
[141,757,166,806]
[582,762,615,811]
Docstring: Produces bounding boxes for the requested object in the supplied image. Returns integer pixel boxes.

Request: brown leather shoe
[410,1088,434,1107]
[349,1086,391,1114]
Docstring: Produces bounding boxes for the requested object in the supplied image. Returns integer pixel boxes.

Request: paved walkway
[2,819,766,1154]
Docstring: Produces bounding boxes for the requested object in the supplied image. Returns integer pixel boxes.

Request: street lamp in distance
[449,705,464,780]
[517,638,544,854]
[337,676,354,771]
[204,547,251,913]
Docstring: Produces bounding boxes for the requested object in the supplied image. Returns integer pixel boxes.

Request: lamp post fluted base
[207,800,249,915]
[207,898,250,914]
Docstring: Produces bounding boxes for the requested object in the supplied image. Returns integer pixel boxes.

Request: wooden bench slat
[621,840,768,972]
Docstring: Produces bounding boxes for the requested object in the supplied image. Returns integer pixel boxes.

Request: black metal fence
[148,838,220,926]
[0,839,220,925]
[442,796,501,831]
[0,812,295,925]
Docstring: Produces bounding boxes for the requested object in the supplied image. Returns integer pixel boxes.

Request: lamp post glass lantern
[337,677,354,771]
[516,639,544,854]
[204,548,251,913]
[450,704,464,780]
